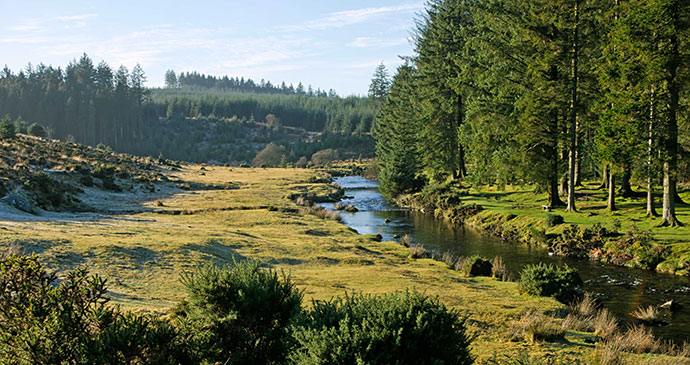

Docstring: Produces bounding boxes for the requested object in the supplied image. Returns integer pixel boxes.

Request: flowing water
[319,176,690,342]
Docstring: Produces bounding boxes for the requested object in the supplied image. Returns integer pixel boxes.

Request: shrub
[13,118,27,134]
[552,224,606,258]
[310,148,339,166]
[545,214,564,227]
[253,142,285,167]
[290,290,473,364]
[27,123,46,137]
[0,254,183,363]
[0,115,15,140]
[295,156,308,168]
[23,172,68,209]
[518,262,583,303]
[173,260,303,364]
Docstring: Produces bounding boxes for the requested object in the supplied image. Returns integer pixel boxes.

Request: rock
[393,234,401,239]
[344,205,359,213]
[1,191,35,214]
[468,259,493,277]
[384,218,391,223]
[660,300,681,311]
[371,234,383,242]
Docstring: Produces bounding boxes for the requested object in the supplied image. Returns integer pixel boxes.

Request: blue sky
[1,1,424,96]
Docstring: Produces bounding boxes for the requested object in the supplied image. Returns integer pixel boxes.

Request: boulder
[344,205,359,213]
[469,259,493,277]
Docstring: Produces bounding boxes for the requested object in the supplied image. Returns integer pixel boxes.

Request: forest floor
[1,158,686,363]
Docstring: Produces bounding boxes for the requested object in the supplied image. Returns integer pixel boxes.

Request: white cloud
[55,14,98,21]
[284,2,424,31]
[347,37,409,48]
[0,36,48,44]
[8,19,41,32]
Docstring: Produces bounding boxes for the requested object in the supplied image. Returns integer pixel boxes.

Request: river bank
[325,175,690,343]
[392,182,690,277]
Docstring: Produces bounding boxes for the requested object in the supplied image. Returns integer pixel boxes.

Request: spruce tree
[376,63,423,198]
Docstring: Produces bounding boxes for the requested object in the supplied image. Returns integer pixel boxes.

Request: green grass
[441,180,690,275]
[0,166,682,362]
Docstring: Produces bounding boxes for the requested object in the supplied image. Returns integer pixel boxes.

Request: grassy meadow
[1,165,687,363]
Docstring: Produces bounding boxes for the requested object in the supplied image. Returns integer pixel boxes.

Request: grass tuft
[408,244,429,259]
[508,311,565,344]
[631,305,660,323]
[593,308,619,340]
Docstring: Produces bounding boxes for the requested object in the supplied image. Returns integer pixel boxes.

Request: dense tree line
[375,0,689,226]
[0,54,149,151]
[0,55,375,163]
[150,87,375,134]
[166,69,339,98]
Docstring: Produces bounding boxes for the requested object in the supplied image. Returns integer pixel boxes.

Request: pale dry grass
[632,305,660,323]
[593,308,620,340]
[508,311,565,344]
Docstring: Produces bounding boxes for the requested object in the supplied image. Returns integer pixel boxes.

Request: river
[319,176,690,342]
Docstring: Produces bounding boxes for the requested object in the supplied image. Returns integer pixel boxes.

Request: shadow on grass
[176,239,247,267]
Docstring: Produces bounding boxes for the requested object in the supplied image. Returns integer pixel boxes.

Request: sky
[1,1,424,96]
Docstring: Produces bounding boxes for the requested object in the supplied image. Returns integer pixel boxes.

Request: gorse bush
[0,254,184,364]
[27,123,46,137]
[518,262,583,303]
[1,255,476,363]
[172,260,303,364]
[290,290,474,365]
[545,214,564,227]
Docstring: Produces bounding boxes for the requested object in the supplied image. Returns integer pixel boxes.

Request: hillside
[0,57,375,166]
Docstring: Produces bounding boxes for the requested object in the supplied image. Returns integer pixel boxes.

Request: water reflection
[321,176,690,341]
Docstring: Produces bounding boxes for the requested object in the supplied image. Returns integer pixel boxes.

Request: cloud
[0,36,49,44]
[8,19,41,32]
[55,14,98,21]
[284,2,424,31]
[347,37,409,48]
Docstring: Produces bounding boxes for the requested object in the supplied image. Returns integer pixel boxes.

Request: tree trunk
[619,165,635,198]
[597,165,609,190]
[647,88,658,217]
[608,173,616,211]
[456,94,467,179]
[574,116,582,187]
[660,23,682,227]
[566,0,579,212]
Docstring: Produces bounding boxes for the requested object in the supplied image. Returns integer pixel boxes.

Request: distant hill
[0,55,375,165]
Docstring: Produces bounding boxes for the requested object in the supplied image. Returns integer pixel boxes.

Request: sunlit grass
[0,165,681,362]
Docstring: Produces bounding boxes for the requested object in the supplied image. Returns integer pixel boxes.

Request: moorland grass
[0,165,681,363]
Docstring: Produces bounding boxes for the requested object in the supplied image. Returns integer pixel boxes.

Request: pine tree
[164,69,178,88]
[376,63,423,198]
